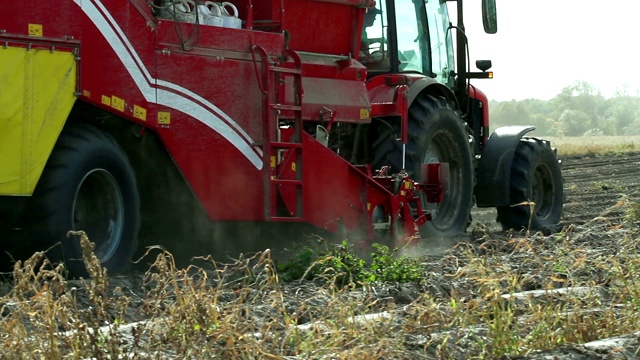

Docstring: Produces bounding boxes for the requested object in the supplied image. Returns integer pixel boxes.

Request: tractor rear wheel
[25,123,140,277]
[497,137,563,230]
[372,95,474,238]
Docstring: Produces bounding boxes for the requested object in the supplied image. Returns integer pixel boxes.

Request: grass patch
[546,135,640,156]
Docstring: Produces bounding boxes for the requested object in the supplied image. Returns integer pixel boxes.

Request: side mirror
[468,60,493,79]
[482,0,497,34]
[476,60,492,71]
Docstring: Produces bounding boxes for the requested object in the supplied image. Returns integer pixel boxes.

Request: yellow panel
[0,46,76,195]
[133,105,147,121]
[111,95,125,112]
[158,111,171,125]
[28,24,43,37]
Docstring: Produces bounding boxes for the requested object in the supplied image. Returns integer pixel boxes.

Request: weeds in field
[1,210,640,358]
[593,181,621,191]
[624,200,640,224]
[278,240,423,286]
[508,200,537,233]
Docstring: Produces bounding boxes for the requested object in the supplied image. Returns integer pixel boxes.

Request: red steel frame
[0,0,446,242]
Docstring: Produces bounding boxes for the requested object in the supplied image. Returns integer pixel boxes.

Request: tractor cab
[360,0,454,88]
[359,0,496,94]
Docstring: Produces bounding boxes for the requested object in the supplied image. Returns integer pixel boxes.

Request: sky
[452,0,640,101]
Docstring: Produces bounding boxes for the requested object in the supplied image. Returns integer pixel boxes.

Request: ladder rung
[256,46,304,223]
[252,20,280,27]
[271,141,302,148]
[270,103,302,111]
[269,66,301,75]
[272,179,303,186]
[269,216,303,222]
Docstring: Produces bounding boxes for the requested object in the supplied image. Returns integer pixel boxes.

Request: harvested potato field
[562,152,640,225]
[1,152,640,359]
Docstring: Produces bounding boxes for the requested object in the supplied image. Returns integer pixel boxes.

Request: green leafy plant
[364,243,423,283]
[278,240,423,286]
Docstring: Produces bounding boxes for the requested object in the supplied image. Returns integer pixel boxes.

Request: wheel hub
[72,169,124,263]
[532,164,554,219]
[421,131,461,230]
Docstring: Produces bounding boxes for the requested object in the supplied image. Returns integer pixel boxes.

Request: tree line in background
[488,81,640,137]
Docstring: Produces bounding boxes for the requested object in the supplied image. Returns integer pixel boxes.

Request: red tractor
[0,0,563,276]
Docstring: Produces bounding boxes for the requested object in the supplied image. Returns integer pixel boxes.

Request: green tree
[558,109,592,136]
[488,81,640,137]
[606,88,640,135]
[551,81,606,135]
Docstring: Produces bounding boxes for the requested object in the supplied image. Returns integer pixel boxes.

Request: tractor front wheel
[497,137,563,231]
[372,95,474,238]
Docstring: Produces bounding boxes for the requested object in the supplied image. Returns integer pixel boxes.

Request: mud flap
[475,125,535,207]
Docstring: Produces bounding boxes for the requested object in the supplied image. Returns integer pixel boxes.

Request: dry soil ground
[2,152,640,358]
[561,152,640,225]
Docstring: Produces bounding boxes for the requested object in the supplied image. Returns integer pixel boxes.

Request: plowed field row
[562,152,640,225]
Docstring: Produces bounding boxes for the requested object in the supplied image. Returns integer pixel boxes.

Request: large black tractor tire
[372,95,474,238]
[497,137,563,231]
[26,123,140,277]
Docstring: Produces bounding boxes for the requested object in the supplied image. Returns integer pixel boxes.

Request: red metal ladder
[251,46,304,221]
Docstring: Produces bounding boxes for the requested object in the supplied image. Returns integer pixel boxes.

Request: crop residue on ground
[1,153,640,358]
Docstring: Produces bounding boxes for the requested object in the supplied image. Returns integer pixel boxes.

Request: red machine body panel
[238,0,364,56]
[468,84,490,146]
[0,0,405,229]
[1,0,447,244]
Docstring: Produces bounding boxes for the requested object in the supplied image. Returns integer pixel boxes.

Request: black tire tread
[371,95,474,237]
[496,137,563,230]
[26,122,140,276]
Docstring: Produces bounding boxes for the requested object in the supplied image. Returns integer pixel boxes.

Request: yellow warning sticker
[404,181,412,189]
[101,95,111,106]
[291,162,296,172]
[28,24,43,37]
[367,203,371,211]
[158,111,171,125]
[111,95,125,112]
[359,108,370,120]
[270,156,276,168]
[133,105,147,121]
[82,90,91,98]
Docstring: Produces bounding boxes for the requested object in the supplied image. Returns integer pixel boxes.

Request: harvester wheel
[497,137,563,231]
[26,123,140,277]
[372,95,474,238]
